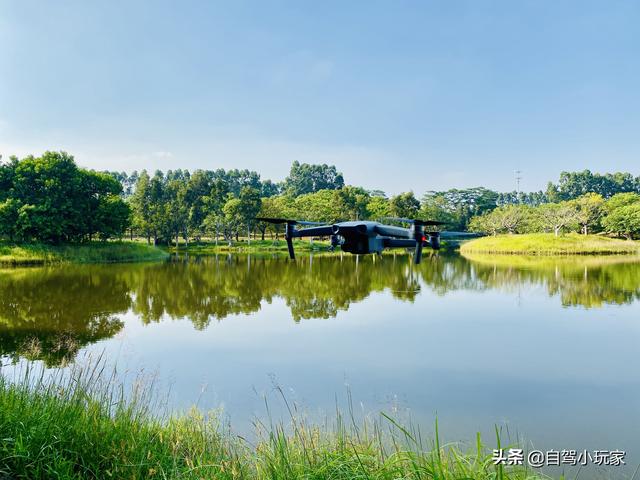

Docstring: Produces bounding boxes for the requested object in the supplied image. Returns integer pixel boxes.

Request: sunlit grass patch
[461,233,640,255]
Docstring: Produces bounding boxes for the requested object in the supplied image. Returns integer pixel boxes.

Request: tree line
[1,151,640,244]
[469,192,640,239]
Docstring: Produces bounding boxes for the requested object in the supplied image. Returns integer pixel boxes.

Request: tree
[601,193,640,239]
[148,171,168,245]
[602,203,640,239]
[238,187,262,239]
[337,186,370,220]
[282,161,344,196]
[389,192,420,218]
[222,197,243,242]
[293,190,344,223]
[571,193,605,235]
[95,196,131,240]
[0,152,129,243]
[419,194,456,225]
[536,202,579,236]
[468,205,531,235]
[549,170,640,200]
[366,196,391,220]
[421,188,498,229]
[130,171,153,243]
[605,192,640,212]
[0,199,20,241]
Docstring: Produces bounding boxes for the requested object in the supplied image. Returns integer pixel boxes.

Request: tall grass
[0,361,552,480]
[461,233,640,255]
[0,241,169,266]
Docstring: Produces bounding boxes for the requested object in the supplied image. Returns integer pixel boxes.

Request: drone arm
[289,225,337,238]
[373,224,412,238]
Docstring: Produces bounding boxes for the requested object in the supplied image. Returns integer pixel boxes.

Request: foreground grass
[460,233,640,255]
[0,364,550,480]
[0,241,169,266]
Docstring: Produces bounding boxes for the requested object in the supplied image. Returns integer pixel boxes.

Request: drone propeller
[255,217,326,226]
[382,217,447,227]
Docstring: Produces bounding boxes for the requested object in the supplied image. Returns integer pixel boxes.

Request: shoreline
[0,241,169,266]
[3,234,639,266]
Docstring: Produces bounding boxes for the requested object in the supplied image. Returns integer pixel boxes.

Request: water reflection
[1,253,639,365]
[462,254,640,308]
[0,267,127,366]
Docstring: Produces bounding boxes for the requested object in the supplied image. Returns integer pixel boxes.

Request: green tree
[282,161,344,196]
[469,205,531,235]
[535,202,579,236]
[238,187,262,239]
[602,203,640,239]
[130,171,153,243]
[366,196,391,220]
[601,193,640,239]
[337,186,370,220]
[95,196,131,240]
[0,199,20,241]
[389,191,420,218]
[571,193,605,235]
[0,152,129,243]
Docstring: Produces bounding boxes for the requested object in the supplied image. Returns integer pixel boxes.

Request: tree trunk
[554,226,560,237]
[582,225,588,235]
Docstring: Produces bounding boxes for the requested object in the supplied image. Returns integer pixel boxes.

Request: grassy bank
[0,364,549,480]
[169,238,332,255]
[460,233,640,255]
[0,241,169,266]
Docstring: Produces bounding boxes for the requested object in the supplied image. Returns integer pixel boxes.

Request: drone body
[256,217,474,264]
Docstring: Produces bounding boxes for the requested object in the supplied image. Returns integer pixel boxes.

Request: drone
[256,217,476,264]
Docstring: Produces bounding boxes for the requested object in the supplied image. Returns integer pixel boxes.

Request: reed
[0,361,553,480]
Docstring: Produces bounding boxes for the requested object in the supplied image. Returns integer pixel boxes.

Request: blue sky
[1,1,639,194]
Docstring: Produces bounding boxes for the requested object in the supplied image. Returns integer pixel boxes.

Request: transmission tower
[514,170,522,195]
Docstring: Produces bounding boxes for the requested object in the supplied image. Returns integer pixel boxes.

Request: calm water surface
[1,253,639,477]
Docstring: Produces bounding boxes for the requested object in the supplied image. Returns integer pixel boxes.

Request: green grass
[0,363,552,480]
[460,233,640,255]
[169,238,333,255]
[0,241,169,265]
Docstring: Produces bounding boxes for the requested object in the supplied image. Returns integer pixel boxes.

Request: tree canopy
[0,152,130,243]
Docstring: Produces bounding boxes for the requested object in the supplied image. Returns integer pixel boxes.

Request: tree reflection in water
[1,253,639,365]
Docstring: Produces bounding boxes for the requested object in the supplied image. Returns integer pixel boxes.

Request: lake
[1,252,639,478]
